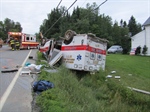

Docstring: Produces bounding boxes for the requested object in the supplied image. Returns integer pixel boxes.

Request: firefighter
[10,37,15,51]
[15,38,20,50]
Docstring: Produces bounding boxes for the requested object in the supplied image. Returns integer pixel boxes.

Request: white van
[107,45,123,54]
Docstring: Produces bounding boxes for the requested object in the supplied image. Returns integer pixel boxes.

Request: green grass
[34,53,150,112]
[106,54,150,91]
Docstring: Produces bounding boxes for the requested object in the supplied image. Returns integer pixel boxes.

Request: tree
[0,18,22,41]
[38,3,143,55]
[128,16,142,36]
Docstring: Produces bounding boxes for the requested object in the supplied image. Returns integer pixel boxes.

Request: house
[131,17,150,56]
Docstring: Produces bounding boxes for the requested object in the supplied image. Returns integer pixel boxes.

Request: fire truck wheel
[37,45,40,49]
[27,45,30,50]
[64,30,76,41]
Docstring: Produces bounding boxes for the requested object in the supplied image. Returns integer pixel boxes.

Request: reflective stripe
[10,40,15,44]
[15,41,20,46]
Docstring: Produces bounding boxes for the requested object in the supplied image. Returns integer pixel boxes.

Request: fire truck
[8,32,39,49]
[39,30,108,73]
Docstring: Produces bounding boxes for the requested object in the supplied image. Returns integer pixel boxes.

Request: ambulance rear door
[86,36,107,71]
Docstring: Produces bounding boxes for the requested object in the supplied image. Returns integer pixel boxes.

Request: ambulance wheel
[64,30,76,41]
[64,30,76,44]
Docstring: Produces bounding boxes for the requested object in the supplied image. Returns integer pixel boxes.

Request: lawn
[33,52,150,112]
[106,54,150,91]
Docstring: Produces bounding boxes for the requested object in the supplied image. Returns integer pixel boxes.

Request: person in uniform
[15,38,20,50]
[10,37,15,51]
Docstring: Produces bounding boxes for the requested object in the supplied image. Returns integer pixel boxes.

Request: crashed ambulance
[39,30,108,72]
[8,32,39,49]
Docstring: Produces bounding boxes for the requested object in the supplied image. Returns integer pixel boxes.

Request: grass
[34,52,150,112]
[106,54,150,91]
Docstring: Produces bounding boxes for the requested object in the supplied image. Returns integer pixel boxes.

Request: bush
[135,46,141,55]
[142,45,148,55]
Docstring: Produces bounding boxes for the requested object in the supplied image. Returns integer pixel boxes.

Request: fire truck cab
[8,32,39,49]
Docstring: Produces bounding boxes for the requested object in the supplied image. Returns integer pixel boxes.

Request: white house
[131,17,150,56]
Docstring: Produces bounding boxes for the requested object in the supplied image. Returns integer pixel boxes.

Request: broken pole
[127,87,150,95]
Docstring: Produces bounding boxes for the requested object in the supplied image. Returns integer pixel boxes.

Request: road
[0,45,38,112]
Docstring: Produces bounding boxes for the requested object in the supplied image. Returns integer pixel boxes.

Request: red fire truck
[8,32,39,49]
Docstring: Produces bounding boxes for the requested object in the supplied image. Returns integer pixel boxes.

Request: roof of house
[143,17,150,26]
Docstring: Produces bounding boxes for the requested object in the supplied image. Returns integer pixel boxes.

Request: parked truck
[8,32,39,49]
[39,30,108,73]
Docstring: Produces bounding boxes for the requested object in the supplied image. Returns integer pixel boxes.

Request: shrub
[142,45,148,55]
[135,46,141,55]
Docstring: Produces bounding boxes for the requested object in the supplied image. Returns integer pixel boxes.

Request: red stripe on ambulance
[61,45,106,55]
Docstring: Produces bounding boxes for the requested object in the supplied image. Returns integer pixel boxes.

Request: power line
[43,0,78,36]
[94,0,108,11]
[78,0,108,21]
[56,0,62,9]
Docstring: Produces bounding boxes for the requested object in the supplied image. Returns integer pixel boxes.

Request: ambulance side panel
[61,34,107,72]
[61,34,88,71]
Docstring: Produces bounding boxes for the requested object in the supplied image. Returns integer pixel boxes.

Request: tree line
[39,3,142,54]
[0,3,142,54]
[0,18,22,41]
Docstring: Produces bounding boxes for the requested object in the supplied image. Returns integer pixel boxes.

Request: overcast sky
[0,0,150,34]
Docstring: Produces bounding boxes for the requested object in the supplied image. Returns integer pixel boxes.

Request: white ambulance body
[8,32,39,49]
[61,34,107,72]
[40,30,108,72]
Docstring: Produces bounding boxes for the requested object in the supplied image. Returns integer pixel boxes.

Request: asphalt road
[0,45,38,112]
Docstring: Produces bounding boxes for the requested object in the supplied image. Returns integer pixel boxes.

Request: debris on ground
[127,87,150,95]
[2,66,9,69]
[106,71,121,81]
[106,75,112,78]
[32,80,54,93]
[20,70,31,76]
[24,63,43,72]
[111,71,116,74]
[44,69,58,73]
[25,62,31,66]
[1,68,18,73]
[128,74,132,76]
[29,56,33,59]
[115,76,121,79]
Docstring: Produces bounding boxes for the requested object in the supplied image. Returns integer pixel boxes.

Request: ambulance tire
[64,30,76,44]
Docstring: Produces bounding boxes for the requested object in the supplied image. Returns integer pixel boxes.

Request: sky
[0,0,150,34]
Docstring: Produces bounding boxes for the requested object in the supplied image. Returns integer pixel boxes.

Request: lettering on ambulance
[64,55,75,63]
